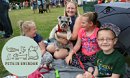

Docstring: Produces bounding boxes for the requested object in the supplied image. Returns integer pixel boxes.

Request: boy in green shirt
[76,23,126,78]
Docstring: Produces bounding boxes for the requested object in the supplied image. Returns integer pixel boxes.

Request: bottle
[55,69,60,78]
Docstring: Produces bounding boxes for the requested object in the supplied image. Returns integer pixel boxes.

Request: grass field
[0,7,83,77]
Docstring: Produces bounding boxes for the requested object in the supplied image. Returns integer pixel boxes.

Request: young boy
[76,23,126,78]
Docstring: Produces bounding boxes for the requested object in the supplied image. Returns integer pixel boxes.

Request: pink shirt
[78,27,100,56]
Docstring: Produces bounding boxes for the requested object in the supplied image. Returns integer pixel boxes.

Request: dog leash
[73,49,95,74]
[73,49,95,78]
[72,49,86,72]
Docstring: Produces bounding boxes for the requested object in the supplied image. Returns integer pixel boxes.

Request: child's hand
[65,52,73,64]
[83,71,93,78]
[88,67,94,74]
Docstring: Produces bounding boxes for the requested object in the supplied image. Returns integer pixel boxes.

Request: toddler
[18,20,46,55]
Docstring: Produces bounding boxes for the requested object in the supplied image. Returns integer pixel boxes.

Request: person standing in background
[0,0,13,38]
[32,0,38,13]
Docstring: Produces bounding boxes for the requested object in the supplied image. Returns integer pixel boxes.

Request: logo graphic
[1,36,42,76]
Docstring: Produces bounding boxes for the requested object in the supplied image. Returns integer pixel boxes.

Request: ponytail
[18,20,24,35]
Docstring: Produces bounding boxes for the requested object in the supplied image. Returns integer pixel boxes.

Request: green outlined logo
[1,36,42,76]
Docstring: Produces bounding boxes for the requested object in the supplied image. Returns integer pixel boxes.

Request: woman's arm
[71,36,82,54]
[55,33,68,45]
[71,15,82,40]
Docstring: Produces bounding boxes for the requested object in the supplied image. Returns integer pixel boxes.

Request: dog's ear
[67,17,70,21]
[57,16,62,20]
[67,17,72,24]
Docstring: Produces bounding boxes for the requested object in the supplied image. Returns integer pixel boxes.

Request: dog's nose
[63,23,66,26]
[61,23,67,28]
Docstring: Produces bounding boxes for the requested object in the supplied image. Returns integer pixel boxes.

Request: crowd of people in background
[8,0,130,11]
[9,1,29,10]
[9,0,68,11]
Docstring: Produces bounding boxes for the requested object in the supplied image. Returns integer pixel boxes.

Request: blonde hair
[18,20,36,35]
[64,1,80,17]
[82,12,98,25]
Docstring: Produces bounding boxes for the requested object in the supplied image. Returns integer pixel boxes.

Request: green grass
[0,7,83,77]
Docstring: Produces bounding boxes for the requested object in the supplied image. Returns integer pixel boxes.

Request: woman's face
[66,2,77,17]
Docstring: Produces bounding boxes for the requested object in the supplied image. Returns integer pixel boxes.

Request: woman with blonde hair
[47,1,82,59]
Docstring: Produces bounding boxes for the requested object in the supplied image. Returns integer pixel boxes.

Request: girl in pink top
[65,12,100,70]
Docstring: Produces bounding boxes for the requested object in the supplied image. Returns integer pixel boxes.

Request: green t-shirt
[95,49,126,78]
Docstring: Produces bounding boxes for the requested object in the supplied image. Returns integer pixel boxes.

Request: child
[65,12,100,70]
[76,23,126,78]
[18,20,46,55]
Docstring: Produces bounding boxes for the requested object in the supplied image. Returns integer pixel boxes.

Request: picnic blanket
[4,59,130,78]
[42,59,130,78]
[42,59,84,78]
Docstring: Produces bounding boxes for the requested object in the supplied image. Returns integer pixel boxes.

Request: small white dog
[49,16,73,51]
[49,16,72,40]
